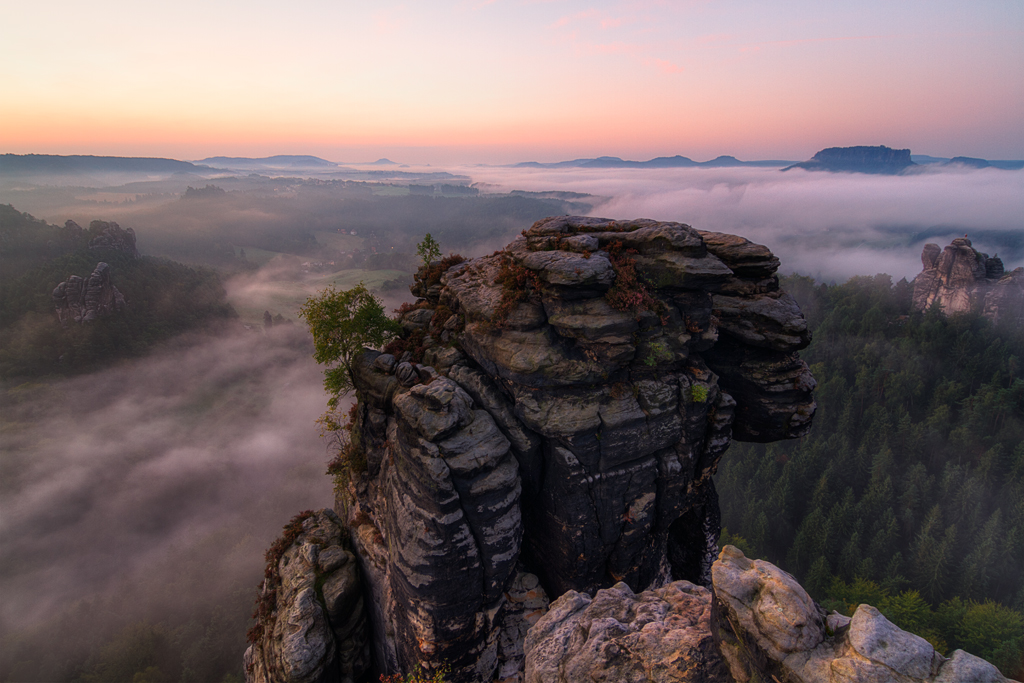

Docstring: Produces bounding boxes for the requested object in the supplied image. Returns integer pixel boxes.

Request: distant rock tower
[52,262,126,326]
[912,237,1023,328]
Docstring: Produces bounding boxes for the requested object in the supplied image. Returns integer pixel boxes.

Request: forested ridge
[717,273,1024,678]
[0,205,236,379]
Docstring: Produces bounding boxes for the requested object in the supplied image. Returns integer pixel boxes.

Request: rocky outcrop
[783,146,916,174]
[244,509,370,683]
[84,219,139,257]
[327,216,816,682]
[52,261,126,326]
[912,237,1024,328]
[710,545,1016,683]
[521,546,1017,683]
[524,579,731,682]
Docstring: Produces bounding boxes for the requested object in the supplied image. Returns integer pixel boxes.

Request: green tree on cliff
[299,283,400,420]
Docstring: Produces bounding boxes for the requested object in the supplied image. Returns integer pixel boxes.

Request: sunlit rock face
[912,237,1024,328]
[335,216,816,682]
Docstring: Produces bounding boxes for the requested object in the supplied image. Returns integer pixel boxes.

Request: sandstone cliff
[912,237,1024,328]
[246,216,818,683]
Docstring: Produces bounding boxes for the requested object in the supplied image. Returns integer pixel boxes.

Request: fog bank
[0,324,334,645]
[463,165,1024,281]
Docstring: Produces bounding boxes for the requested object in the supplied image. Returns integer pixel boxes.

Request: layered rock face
[52,261,126,326]
[330,216,815,681]
[912,237,1024,328]
[524,546,1016,683]
[245,509,370,683]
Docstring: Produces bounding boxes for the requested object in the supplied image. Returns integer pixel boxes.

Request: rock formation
[85,219,140,257]
[912,237,1024,328]
[52,261,126,326]
[249,216,812,682]
[247,216,1017,682]
[783,145,916,174]
[522,546,1016,683]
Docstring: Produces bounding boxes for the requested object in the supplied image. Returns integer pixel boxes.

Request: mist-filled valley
[1,159,1023,681]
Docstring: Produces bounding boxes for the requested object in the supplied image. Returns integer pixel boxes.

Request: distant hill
[783,145,917,174]
[912,154,1023,170]
[513,154,796,169]
[0,154,207,175]
[196,155,339,169]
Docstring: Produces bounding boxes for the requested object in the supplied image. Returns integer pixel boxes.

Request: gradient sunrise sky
[2,0,1022,164]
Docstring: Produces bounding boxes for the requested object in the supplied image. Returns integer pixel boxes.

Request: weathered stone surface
[934,649,1009,683]
[848,604,944,680]
[704,341,817,442]
[519,249,616,288]
[712,291,811,351]
[52,261,126,326]
[712,544,825,665]
[393,377,474,441]
[244,509,369,683]
[912,237,1024,329]
[524,580,731,683]
[698,231,780,279]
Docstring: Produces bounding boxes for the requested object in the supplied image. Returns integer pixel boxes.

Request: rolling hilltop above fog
[514,146,1024,174]
[4,147,1023,180]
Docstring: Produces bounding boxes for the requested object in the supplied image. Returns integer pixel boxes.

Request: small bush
[604,241,666,322]
[380,662,450,683]
[493,252,542,325]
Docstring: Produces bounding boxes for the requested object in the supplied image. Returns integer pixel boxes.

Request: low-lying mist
[464,164,1024,280]
[0,323,337,680]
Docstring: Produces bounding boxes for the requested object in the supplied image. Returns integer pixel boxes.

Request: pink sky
[2,1,1022,164]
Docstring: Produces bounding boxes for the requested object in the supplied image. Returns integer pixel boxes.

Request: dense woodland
[0,205,236,379]
[717,274,1024,678]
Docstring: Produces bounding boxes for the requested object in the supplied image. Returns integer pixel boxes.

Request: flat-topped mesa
[331,217,815,682]
[912,237,1024,328]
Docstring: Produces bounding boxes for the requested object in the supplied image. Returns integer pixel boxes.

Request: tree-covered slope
[716,273,1024,677]
[0,206,236,378]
